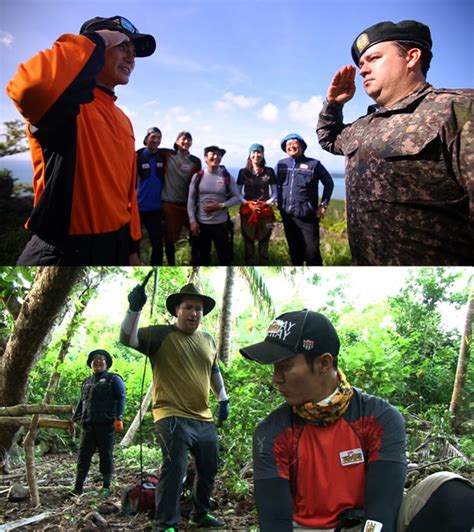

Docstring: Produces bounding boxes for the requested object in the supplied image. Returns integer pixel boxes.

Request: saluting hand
[95,29,131,48]
[327,65,356,104]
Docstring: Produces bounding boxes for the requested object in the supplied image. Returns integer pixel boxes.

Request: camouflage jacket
[317,84,473,265]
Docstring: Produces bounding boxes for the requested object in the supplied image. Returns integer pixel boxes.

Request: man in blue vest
[71,349,126,497]
[136,127,165,265]
[276,134,334,265]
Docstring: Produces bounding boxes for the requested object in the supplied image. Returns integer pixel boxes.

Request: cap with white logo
[239,309,340,364]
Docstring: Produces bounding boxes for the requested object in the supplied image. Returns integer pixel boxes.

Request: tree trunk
[0,266,83,452]
[449,289,473,431]
[217,267,235,366]
[120,384,153,447]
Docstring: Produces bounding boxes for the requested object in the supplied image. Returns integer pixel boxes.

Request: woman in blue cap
[237,144,277,264]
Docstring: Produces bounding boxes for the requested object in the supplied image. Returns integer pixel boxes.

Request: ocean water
[0,159,346,201]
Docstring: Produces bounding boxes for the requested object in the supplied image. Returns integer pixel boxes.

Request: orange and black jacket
[6,32,141,247]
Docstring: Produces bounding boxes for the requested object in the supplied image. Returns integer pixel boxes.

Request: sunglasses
[86,16,138,34]
[110,16,138,33]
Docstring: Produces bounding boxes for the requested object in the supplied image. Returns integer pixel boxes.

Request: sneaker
[190,513,224,528]
[99,487,110,497]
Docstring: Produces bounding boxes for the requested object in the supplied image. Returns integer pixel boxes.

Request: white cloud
[257,103,279,123]
[118,105,137,118]
[287,95,324,127]
[214,92,260,112]
[143,99,159,107]
[0,31,13,47]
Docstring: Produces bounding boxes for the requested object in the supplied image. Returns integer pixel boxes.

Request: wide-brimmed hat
[87,349,113,368]
[166,283,216,316]
[204,145,226,157]
[240,309,340,364]
[80,15,156,58]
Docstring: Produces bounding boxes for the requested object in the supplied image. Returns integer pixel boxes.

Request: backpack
[121,473,159,515]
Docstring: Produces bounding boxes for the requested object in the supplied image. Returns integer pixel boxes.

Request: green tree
[0,120,28,157]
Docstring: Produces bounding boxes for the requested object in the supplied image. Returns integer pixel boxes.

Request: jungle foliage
[0,266,472,495]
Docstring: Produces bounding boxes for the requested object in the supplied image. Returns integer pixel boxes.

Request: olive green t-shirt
[137,324,216,422]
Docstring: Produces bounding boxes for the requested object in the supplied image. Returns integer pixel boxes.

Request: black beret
[351,20,432,65]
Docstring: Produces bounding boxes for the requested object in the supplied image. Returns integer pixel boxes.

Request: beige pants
[293,472,470,532]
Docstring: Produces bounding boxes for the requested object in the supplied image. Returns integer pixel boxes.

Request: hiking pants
[75,423,115,487]
[280,211,322,266]
[154,416,219,530]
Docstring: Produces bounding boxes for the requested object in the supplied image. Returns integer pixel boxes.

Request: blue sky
[1,0,472,172]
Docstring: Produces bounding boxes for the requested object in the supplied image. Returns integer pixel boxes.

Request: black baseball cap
[143,126,162,145]
[240,309,340,364]
[80,15,156,58]
[351,20,432,65]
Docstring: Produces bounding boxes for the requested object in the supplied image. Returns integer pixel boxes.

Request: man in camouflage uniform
[317,20,473,265]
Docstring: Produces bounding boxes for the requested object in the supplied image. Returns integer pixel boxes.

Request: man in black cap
[240,310,474,531]
[317,20,473,266]
[188,146,242,265]
[7,16,156,266]
[71,349,126,497]
[119,282,229,531]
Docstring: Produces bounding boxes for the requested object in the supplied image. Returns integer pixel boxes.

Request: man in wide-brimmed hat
[120,282,228,531]
[71,349,126,497]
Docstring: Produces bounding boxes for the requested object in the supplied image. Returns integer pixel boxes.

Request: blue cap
[281,133,307,152]
[249,143,264,153]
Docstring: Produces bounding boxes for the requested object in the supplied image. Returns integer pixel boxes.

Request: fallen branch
[0,510,55,531]
[0,417,71,429]
[412,456,460,471]
[0,405,73,416]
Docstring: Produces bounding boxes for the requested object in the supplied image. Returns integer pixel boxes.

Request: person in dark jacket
[136,127,165,265]
[71,349,126,497]
[276,134,334,266]
[7,15,156,266]
[240,309,474,532]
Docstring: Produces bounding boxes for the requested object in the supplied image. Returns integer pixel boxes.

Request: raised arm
[119,284,147,347]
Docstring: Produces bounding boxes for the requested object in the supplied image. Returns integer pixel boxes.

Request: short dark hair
[303,351,338,371]
[394,40,432,76]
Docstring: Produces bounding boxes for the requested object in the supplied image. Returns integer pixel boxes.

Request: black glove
[217,400,229,422]
[128,284,147,312]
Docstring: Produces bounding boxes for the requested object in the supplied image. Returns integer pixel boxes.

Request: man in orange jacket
[6,16,156,265]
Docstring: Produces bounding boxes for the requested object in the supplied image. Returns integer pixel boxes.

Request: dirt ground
[0,453,257,531]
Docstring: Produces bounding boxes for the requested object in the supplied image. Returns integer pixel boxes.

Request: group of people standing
[136,129,334,266]
[70,281,474,532]
[6,15,472,266]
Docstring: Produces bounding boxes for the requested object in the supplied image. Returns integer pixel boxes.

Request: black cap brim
[240,338,296,364]
[128,33,156,58]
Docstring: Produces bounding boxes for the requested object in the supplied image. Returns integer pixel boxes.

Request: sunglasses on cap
[84,15,138,34]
